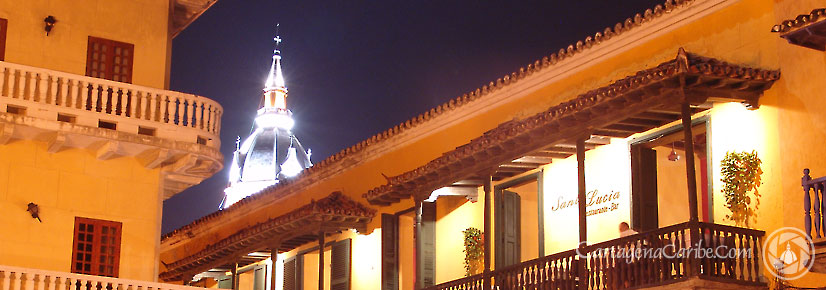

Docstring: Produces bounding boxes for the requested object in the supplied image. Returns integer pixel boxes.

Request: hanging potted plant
[462,227,484,276]
[720,150,762,228]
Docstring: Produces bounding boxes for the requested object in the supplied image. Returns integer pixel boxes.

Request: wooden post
[682,102,700,222]
[413,200,421,290]
[270,244,279,290]
[681,102,701,277]
[183,274,194,286]
[483,175,493,288]
[576,138,588,290]
[231,261,240,290]
[318,232,325,290]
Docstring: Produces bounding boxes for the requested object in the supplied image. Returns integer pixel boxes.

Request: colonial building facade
[161,0,826,290]
[0,0,223,289]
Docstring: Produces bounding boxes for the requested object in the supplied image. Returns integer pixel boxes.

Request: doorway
[494,172,544,269]
[630,121,711,232]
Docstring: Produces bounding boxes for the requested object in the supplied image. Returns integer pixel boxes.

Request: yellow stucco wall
[0,0,171,89]
[0,139,163,281]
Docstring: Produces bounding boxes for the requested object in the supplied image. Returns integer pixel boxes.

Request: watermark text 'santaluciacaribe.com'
[575,241,752,263]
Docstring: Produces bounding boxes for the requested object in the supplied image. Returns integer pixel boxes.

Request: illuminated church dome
[222,33,312,209]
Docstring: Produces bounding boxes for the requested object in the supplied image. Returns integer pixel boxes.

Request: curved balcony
[0,61,224,198]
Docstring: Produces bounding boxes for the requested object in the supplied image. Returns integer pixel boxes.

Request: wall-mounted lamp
[27,202,42,222]
[44,16,57,36]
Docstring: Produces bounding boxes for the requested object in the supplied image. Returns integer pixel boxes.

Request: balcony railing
[425,222,764,290]
[0,61,222,148]
[0,265,201,290]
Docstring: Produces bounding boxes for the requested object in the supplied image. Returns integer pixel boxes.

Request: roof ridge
[162,0,699,242]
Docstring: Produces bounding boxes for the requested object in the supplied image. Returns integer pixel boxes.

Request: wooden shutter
[416,202,436,288]
[283,255,303,290]
[253,265,266,290]
[495,190,521,269]
[330,239,352,290]
[86,37,134,83]
[381,214,399,290]
[71,217,122,277]
[0,18,7,61]
[631,146,659,231]
[217,276,233,289]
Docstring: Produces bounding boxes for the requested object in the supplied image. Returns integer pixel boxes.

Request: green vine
[720,150,762,228]
[462,227,484,277]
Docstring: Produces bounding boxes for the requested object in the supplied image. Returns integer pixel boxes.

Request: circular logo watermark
[763,227,815,280]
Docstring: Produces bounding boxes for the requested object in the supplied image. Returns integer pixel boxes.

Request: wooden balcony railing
[803,169,826,238]
[0,61,222,148]
[0,264,202,290]
[425,222,764,290]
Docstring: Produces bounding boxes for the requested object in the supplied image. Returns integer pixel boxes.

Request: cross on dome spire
[263,24,288,110]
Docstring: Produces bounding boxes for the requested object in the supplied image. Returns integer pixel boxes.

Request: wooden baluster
[32,274,43,290]
[815,184,822,239]
[51,76,61,106]
[117,88,126,115]
[165,96,174,124]
[194,102,202,129]
[101,85,111,113]
[148,93,157,121]
[129,89,137,118]
[26,72,36,101]
[752,234,761,282]
[804,169,814,238]
[7,272,17,290]
[79,81,89,110]
[12,69,22,98]
[38,73,48,103]
[815,182,826,237]
[0,67,7,97]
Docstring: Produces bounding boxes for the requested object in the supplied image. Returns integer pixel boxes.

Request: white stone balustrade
[0,265,203,290]
[0,61,222,148]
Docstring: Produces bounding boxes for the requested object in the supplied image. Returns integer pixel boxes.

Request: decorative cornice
[771,8,826,33]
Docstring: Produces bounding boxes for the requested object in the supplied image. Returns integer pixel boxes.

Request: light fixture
[27,202,42,222]
[44,16,57,36]
[667,143,680,162]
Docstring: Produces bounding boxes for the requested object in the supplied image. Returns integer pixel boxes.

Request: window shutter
[86,37,134,83]
[495,190,521,269]
[631,146,659,231]
[253,265,266,290]
[71,217,122,277]
[283,255,303,290]
[416,202,436,288]
[330,239,351,290]
[0,18,7,61]
[381,214,399,290]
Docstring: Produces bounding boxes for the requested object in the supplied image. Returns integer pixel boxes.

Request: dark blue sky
[163,0,664,234]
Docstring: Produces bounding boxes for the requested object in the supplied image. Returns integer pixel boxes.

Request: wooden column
[318,232,326,290]
[413,200,422,290]
[232,261,240,290]
[269,244,279,290]
[576,138,588,290]
[182,274,194,286]
[483,175,493,288]
[681,102,700,222]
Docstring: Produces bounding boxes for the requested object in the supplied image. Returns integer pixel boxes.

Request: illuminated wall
[542,140,632,253]
[434,194,484,284]
[0,0,172,89]
[0,140,162,281]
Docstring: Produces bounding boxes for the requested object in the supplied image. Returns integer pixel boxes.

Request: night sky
[162,0,664,234]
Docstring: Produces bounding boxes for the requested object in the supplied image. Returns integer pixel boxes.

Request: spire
[263,24,288,110]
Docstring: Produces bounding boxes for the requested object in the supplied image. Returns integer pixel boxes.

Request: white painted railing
[0,265,203,290]
[0,61,222,148]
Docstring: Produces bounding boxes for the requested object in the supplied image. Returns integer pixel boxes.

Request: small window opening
[57,114,76,123]
[98,120,117,130]
[137,127,156,136]
[6,105,25,115]
[196,136,208,145]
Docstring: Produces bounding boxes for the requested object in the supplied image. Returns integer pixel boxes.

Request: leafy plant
[462,227,484,276]
[720,151,762,228]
